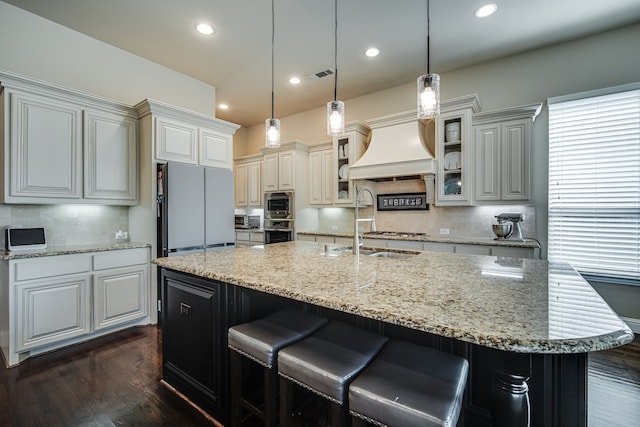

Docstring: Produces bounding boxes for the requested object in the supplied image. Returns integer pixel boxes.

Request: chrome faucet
[354,185,376,256]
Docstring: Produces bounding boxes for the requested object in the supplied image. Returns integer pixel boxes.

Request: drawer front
[93,248,149,271]
[13,254,91,282]
[236,231,250,241]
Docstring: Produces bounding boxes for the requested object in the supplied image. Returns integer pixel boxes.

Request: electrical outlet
[440,228,450,235]
[331,225,338,231]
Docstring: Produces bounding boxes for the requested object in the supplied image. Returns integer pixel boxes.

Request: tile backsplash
[0,204,128,248]
[316,179,537,240]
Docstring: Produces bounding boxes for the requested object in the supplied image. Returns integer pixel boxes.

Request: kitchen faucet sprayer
[354,185,376,257]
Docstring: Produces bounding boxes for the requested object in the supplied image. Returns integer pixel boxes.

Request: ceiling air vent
[308,68,334,80]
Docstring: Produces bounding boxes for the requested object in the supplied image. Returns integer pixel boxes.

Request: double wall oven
[264,191,294,244]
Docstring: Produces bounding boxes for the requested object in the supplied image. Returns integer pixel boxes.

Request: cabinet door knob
[180,302,192,316]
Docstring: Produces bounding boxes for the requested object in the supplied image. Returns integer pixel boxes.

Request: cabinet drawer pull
[180,302,192,316]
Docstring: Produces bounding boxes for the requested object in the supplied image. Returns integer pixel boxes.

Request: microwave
[235,214,261,229]
[265,192,293,219]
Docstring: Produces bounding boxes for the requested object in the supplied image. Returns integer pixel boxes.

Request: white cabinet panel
[93,266,148,331]
[14,254,91,282]
[278,151,295,190]
[155,116,198,164]
[199,128,232,169]
[423,242,455,253]
[16,275,91,352]
[455,244,492,255]
[84,109,138,204]
[247,161,263,206]
[309,148,333,206]
[93,248,149,270]
[263,153,279,191]
[8,92,82,200]
[234,163,248,207]
[502,121,529,200]
[474,125,501,202]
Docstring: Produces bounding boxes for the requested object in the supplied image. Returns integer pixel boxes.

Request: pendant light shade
[417,0,440,119]
[327,0,345,136]
[417,74,440,119]
[265,117,281,147]
[265,0,281,147]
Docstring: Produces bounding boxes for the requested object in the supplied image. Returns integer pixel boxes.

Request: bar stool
[349,340,469,427]
[228,308,327,427]
[278,321,389,426]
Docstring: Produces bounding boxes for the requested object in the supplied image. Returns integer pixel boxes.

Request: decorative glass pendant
[327,100,345,136]
[417,74,440,119]
[265,118,280,148]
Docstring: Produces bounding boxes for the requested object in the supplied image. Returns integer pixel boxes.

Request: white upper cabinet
[260,141,309,192]
[0,71,139,205]
[136,99,240,170]
[309,143,333,206]
[333,122,370,206]
[199,127,233,169]
[234,154,263,207]
[84,109,138,203]
[435,95,481,207]
[155,116,198,164]
[6,91,83,200]
[472,104,542,203]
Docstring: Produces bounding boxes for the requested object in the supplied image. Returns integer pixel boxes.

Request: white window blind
[548,87,640,281]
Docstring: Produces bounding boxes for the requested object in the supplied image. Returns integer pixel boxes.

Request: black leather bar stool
[349,340,469,427]
[278,321,389,427]
[228,308,327,427]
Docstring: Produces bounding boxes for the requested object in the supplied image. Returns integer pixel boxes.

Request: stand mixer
[493,213,525,242]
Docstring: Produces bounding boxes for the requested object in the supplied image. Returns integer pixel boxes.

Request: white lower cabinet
[1,247,150,366]
[93,266,148,331]
[16,274,91,352]
[235,230,264,248]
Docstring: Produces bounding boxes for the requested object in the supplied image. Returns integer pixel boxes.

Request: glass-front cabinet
[333,122,370,206]
[435,95,481,206]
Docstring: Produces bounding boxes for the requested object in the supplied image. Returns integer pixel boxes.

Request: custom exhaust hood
[349,110,437,181]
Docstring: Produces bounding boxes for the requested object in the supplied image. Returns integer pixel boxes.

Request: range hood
[349,110,437,181]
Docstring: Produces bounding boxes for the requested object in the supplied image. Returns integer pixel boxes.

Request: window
[548,84,640,281]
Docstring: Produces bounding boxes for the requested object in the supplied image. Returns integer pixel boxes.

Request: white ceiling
[4,0,640,127]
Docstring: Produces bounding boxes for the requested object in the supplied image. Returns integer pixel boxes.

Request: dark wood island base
[154,242,633,427]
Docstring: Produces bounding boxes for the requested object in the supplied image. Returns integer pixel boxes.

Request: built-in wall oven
[264,192,294,244]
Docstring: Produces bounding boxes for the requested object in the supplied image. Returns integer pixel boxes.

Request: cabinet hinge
[157,299,162,312]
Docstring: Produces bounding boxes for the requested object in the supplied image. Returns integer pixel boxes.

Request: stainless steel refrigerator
[158,162,235,257]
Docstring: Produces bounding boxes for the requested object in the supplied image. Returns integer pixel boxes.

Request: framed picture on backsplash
[376,193,429,211]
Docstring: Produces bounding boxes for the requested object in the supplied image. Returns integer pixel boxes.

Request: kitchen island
[154,241,633,426]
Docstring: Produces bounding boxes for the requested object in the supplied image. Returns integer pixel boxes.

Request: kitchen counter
[153,241,631,354]
[0,241,151,260]
[297,230,541,249]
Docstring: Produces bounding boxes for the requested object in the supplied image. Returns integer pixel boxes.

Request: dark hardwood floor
[1,326,638,426]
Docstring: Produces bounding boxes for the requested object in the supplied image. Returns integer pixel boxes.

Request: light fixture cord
[427,0,431,74]
[271,0,275,119]
[333,0,338,102]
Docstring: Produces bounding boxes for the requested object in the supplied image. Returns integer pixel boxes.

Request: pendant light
[265,0,281,147]
[327,0,345,136]
[417,0,440,119]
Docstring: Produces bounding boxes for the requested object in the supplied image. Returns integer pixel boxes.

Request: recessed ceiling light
[289,76,301,85]
[365,47,380,57]
[475,3,498,18]
[218,103,229,110]
[196,23,214,35]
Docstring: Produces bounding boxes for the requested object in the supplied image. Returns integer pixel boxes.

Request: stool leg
[264,366,278,427]
[230,350,242,426]
[331,401,349,426]
[280,376,294,427]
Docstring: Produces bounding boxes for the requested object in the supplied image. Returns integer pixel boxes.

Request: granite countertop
[297,231,541,249]
[153,241,633,354]
[0,241,151,260]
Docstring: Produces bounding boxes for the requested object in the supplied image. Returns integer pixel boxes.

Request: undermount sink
[359,249,417,259]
